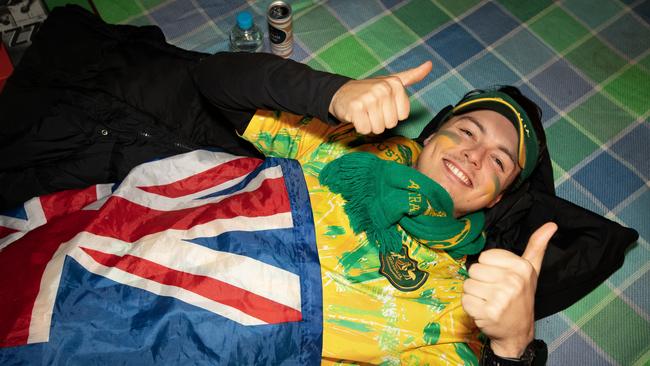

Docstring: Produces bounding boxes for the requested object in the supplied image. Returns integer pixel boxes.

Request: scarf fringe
[320,153,402,253]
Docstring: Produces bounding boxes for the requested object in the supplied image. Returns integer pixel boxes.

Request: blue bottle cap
[236,11,253,30]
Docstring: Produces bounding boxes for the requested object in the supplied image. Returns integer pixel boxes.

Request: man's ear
[416,105,453,144]
[423,133,435,145]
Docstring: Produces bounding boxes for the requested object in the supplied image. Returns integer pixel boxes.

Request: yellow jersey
[243,110,481,365]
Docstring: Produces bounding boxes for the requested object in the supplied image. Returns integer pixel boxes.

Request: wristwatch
[480,339,547,366]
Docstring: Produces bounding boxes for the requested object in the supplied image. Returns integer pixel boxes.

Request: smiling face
[416,110,521,217]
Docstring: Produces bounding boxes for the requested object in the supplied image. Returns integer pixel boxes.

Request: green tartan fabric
[46,1,650,365]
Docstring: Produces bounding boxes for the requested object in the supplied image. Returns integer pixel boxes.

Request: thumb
[391,61,432,87]
[522,222,558,274]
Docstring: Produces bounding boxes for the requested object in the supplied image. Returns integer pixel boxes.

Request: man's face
[416,110,521,217]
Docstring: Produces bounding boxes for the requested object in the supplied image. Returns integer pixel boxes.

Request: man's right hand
[328,61,432,135]
[462,222,558,358]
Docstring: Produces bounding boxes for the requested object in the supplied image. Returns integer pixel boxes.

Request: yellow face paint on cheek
[434,130,460,147]
[490,174,501,201]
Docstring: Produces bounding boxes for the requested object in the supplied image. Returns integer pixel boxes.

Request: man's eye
[460,128,473,137]
[495,158,504,171]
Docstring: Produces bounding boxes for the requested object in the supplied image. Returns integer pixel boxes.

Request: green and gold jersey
[243,110,481,366]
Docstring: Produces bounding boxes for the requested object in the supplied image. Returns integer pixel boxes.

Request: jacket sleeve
[192,52,351,133]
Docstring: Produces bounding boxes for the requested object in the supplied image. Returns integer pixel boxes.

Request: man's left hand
[328,61,432,135]
[461,222,558,358]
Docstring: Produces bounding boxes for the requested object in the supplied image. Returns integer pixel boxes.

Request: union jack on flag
[0,150,322,365]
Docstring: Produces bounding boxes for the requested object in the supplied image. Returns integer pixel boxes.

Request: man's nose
[463,147,485,169]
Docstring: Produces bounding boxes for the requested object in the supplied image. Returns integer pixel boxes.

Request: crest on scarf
[379,245,428,291]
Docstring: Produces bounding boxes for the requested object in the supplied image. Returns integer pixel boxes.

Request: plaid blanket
[45,0,650,365]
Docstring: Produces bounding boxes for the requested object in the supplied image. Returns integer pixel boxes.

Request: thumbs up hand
[462,222,558,358]
[328,61,433,135]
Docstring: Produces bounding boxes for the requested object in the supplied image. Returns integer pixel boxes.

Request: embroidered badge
[379,244,428,291]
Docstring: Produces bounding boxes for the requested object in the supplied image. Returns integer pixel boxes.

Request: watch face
[481,341,537,366]
[521,344,536,362]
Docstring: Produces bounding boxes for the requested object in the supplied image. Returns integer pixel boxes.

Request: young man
[194,52,556,365]
[0,8,637,365]
[0,14,551,357]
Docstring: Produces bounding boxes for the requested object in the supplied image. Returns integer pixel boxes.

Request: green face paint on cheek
[436,130,461,145]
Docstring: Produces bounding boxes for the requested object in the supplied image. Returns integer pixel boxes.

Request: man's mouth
[444,159,472,187]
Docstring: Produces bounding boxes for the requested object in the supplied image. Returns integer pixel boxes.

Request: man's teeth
[445,161,470,185]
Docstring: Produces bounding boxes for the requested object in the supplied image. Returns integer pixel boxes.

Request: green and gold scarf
[319,152,485,259]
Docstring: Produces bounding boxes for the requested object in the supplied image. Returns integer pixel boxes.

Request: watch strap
[480,339,547,366]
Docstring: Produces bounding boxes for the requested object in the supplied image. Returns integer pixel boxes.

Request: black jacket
[0,5,349,209]
[0,5,638,320]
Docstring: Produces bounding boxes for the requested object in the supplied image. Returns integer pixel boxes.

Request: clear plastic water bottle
[230,11,263,52]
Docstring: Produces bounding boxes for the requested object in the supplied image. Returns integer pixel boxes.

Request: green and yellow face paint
[434,130,461,146]
[448,90,540,187]
[490,174,501,202]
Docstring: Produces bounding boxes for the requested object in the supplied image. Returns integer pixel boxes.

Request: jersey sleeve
[241,109,359,163]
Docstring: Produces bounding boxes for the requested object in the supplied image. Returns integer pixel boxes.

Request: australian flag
[0,150,322,365]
